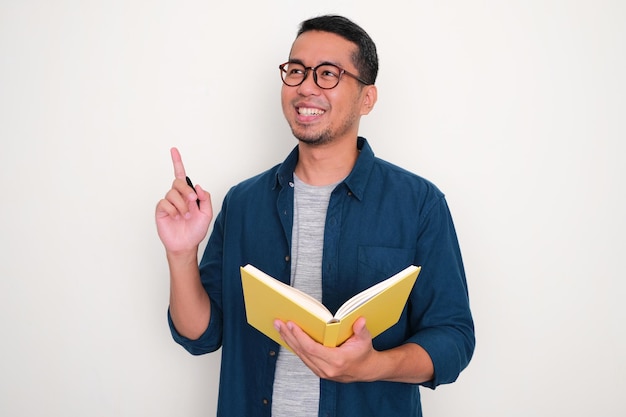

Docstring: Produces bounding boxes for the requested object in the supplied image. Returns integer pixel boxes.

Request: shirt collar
[275,137,375,201]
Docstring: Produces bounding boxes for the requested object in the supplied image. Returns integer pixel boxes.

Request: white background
[1,1,624,416]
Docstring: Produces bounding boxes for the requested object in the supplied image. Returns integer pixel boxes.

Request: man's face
[281,30,374,147]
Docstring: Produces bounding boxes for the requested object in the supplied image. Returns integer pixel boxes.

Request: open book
[240,264,421,348]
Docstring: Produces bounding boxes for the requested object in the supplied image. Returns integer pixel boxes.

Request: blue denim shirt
[169,138,475,417]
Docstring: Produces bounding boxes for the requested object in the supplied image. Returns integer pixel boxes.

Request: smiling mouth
[297,107,325,116]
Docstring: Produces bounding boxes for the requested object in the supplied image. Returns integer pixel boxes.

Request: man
[156,15,474,417]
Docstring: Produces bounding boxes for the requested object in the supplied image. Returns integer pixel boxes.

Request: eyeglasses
[279,61,371,89]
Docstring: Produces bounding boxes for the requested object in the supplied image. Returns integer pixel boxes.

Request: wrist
[166,246,197,259]
[166,248,199,270]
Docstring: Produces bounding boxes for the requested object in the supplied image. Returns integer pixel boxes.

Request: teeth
[298,107,325,116]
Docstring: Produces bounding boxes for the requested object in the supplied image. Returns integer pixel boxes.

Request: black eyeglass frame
[278,61,372,89]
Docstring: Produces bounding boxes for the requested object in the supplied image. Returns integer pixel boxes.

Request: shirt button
[263,398,269,405]
[285,255,290,262]
[269,350,276,356]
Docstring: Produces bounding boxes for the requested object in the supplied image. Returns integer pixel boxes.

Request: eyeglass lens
[280,63,343,89]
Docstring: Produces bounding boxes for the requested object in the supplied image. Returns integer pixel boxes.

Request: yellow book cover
[240,264,421,349]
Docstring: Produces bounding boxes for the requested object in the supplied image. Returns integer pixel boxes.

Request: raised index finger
[170,147,187,179]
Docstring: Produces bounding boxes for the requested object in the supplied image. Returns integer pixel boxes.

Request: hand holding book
[241,265,421,348]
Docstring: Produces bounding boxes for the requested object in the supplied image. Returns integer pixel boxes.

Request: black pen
[185,176,200,207]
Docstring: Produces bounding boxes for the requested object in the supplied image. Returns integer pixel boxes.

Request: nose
[296,68,320,95]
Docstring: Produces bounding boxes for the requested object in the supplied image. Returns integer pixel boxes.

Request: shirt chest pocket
[357,245,415,283]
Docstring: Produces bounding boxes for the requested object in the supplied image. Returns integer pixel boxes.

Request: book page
[242,265,334,322]
[334,265,420,320]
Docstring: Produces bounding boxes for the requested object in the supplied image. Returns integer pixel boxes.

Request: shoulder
[357,136,445,200]
[371,157,446,206]
[223,164,282,203]
[224,144,298,201]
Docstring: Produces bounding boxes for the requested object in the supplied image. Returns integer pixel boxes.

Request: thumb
[194,184,213,215]
[352,317,370,338]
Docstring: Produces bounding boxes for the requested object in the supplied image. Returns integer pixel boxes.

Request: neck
[295,137,358,186]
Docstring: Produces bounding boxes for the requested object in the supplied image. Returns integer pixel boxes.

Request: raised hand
[155,147,213,254]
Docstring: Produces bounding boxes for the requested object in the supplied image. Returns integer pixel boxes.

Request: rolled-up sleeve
[407,196,475,388]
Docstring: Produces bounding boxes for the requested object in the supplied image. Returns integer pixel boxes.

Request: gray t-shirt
[271,174,339,417]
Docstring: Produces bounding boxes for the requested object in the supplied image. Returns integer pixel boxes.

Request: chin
[295,135,333,147]
[291,127,332,147]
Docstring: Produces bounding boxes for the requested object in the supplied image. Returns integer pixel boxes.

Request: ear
[359,85,378,115]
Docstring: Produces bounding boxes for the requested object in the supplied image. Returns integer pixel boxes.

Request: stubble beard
[291,125,333,147]
[289,110,359,147]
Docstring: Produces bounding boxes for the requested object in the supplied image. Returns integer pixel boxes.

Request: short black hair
[297,15,378,85]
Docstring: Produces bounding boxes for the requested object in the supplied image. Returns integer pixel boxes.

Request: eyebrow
[287,58,342,68]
